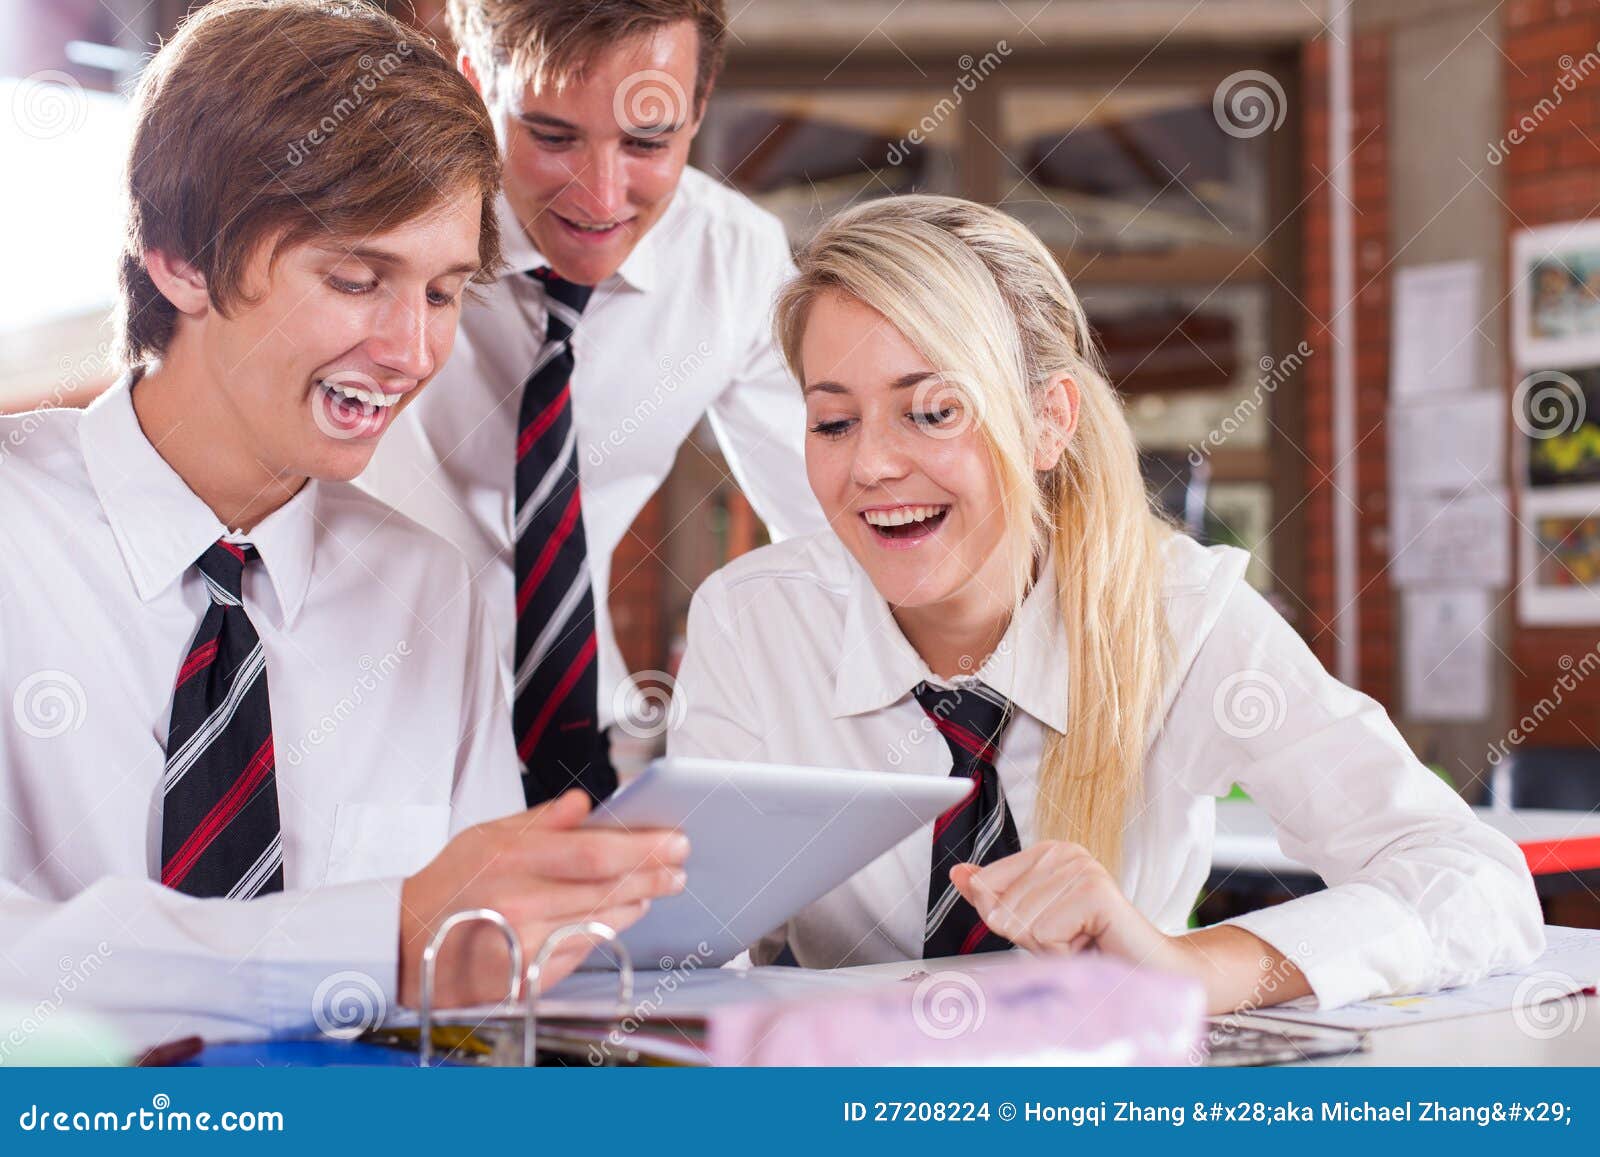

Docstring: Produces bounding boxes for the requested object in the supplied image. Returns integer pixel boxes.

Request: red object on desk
[1520,835,1600,875]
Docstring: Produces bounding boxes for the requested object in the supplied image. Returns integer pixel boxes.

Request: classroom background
[5,0,1599,928]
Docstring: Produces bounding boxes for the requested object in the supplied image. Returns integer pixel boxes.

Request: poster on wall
[1511,222,1600,625]
[1403,587,1492,720]
[1516,487,1600,625]
[1391,260,1481,399]
[1512,221,1600,369]
[1517,364,1600,488]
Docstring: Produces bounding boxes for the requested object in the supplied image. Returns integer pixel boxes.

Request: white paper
[1389,391,1505,492]
[1389,487,1511,587]
[1251,926,1600,1031]
[1402,588,1493,720]
[1392,261,1482,398]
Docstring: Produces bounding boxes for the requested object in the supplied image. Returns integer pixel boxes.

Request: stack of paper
[1248,925,1600,1031]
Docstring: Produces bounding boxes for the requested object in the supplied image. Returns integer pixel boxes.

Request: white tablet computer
[578,756,967,969]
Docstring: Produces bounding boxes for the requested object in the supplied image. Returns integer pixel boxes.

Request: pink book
[705,954,1205,1066]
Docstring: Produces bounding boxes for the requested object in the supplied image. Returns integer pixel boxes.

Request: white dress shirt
[360,168,827,734]
[667,530,1546,1010]
[0,379,523,1053]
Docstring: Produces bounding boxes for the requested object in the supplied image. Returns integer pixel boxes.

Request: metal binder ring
[522,922,634,1067]
[418,908,525,1067]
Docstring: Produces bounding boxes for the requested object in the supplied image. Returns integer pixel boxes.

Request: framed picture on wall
[1512,221,1600,368]
[1517,487,1600,625]
[1519,364,1600,488]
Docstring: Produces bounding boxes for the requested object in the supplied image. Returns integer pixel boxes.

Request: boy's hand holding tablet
[399,792,688,1008]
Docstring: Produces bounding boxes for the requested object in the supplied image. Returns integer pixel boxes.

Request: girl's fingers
[965,853,1100,951]
[1030,890,1105,953]
[1013,855,1100,928]
[963,845,1048,894]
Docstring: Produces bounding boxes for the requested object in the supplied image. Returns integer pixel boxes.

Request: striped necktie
[913,680,1022,957]
[159,540,283,899]
[513,267,616,805]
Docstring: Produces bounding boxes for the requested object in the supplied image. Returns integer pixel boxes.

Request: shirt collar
[828,548,1069,734]
[493,190,658,293]
[79,374,318,629]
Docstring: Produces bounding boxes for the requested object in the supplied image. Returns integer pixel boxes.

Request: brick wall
[608,494,666,676]
[1505,0,1600,744]
[1300,31,1396,708]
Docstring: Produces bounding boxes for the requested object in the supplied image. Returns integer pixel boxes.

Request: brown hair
[117,0,503,370]
[447,0,726,114]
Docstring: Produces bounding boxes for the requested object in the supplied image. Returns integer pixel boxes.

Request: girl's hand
[950,841,1181,967]
[949,841,1312,1014]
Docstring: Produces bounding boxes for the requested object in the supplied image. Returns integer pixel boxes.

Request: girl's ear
[1034,374,1079,471]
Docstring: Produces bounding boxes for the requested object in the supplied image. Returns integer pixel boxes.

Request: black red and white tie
[159,540,283,899]
[913,680,1022,958]
[513,267,616,806]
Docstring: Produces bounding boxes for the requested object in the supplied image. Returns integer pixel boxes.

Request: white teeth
[863,505,947,528]
[566,219,616,233]
[321,381,398,408]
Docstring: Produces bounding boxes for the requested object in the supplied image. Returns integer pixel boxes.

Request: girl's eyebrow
[803,371,934,396]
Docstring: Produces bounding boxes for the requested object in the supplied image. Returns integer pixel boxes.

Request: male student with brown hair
[0,0,684,1055]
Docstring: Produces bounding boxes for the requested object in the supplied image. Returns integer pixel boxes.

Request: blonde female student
[665,195,1545,1014]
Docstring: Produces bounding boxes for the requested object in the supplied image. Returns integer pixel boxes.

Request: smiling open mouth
[554,212,627,238]
[313,377,398,439]
[862,504,950,541]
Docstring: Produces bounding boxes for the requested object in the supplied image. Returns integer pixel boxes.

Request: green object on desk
[0,1005,128,1066]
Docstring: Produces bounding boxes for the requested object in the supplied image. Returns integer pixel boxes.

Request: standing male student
[0,0,685,1055]
[361,0,826,806]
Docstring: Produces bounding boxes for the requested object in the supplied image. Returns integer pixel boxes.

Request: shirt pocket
[324,802,451,884]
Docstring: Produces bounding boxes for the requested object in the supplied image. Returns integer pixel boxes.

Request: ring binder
[523,922,633,1067]
[415,910,631,1067]
[419,908,525,1067]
